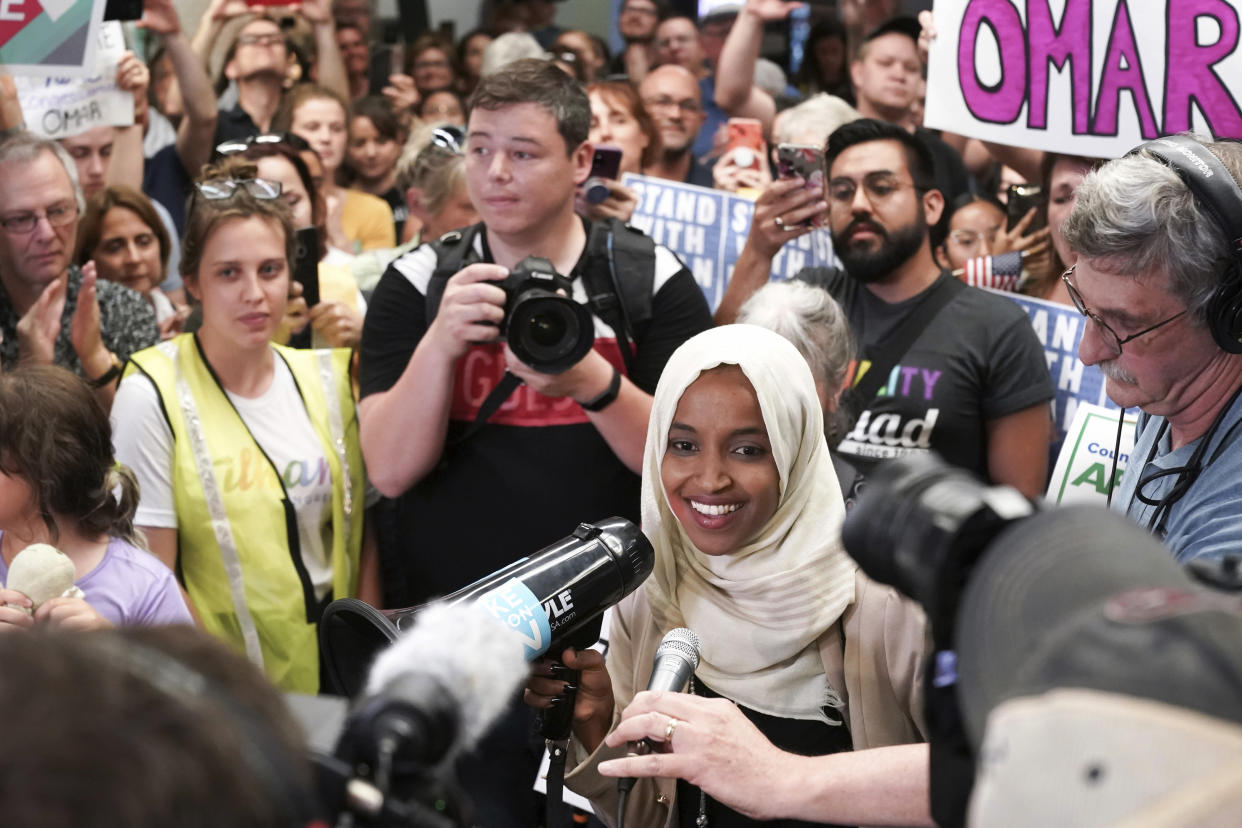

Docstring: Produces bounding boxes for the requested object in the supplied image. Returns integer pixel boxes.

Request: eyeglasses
[0,202,78,234]
[429,126,465,155]
[195,177,283,200]
[413,58,449,71]
[214,132,311,159]
[621,3,659,16]
[643,96,702,115]
[826,173,922,206]
[236,33,285,48]
[949,228,999,248]
[1062,265,1187,357]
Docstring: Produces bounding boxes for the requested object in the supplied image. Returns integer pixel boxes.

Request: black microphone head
[655,627,702,671]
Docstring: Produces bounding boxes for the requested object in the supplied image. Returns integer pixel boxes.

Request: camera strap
[843,273,966,415]
[448,371,524,448]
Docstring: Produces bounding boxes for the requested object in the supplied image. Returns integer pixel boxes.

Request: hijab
[643,325,857,723]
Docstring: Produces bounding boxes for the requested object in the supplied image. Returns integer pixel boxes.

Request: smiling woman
[109,158,379,693]
[525,324,929,827]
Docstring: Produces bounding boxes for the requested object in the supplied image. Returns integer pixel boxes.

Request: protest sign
[995,289,1118,453]
[924,0,1242,157]
[15,20,132,139]
[622,173,840,310]
[0,0,107,77]
[1046,402,1137,505]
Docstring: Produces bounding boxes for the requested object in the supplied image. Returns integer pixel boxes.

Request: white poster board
[924,0,1242,157]
[15,20,134,139]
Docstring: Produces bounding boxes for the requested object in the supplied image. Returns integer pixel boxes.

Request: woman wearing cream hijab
[526,325,928,827]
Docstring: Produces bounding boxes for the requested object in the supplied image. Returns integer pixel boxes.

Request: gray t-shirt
[798,269,1055,479]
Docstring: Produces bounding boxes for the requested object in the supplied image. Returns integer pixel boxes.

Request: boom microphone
[314,601,530,827]
[319,517,655,697]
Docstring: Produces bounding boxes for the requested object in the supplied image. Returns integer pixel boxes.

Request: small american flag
[956,250,1024,292]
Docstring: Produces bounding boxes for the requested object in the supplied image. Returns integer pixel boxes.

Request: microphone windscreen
[364,600,530,749]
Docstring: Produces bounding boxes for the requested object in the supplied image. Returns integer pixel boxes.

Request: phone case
[726,119,764,170]
[590,146,623,181]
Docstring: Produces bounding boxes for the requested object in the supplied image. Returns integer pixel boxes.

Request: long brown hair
[0,365,143,547]
[586,79,663,170]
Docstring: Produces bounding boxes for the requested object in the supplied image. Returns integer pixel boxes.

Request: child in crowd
[0,365,193,630]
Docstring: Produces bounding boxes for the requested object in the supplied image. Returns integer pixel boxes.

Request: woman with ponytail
[0,365,193,630]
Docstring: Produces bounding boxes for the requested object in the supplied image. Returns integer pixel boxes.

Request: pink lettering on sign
[1092,1,1159,137]
[1164,0,1242,136]
[958,0,1027,124]
[1026,0,1092,132]
[0,0,44,50]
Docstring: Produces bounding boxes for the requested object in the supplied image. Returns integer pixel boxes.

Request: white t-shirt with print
[112,356,335,598]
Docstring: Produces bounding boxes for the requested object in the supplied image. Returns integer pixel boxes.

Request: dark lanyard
[1129,383,1242,538]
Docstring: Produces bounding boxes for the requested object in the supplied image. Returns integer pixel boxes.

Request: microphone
[645,627,702,696]
[318,601,531,826]
[618,628,702,798]
[319,517,655,697]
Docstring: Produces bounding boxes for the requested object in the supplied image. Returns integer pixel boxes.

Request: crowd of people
[2,0,1241,826]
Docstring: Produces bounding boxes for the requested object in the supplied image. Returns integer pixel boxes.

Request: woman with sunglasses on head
[110,158,380,692]
[349,124,479,293]
[230,137,367,349]
[76,185,192,341]
[275,83,395,255]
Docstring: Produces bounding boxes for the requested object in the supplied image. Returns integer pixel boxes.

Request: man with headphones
[1061,134,1242,563]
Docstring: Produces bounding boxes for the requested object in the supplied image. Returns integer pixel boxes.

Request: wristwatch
[580,366,622,412]
[87,352,122,389]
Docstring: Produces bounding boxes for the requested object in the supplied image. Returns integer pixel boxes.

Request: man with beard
[639,64,714,186]
[722,118,1053,496]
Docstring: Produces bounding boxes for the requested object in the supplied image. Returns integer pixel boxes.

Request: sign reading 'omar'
[925,0,1242,157]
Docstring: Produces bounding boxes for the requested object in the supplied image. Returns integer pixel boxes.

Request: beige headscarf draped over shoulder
[642,325,857,723]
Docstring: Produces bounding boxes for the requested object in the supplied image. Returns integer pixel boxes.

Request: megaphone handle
[541,666,579,742]
[542,663,578,820]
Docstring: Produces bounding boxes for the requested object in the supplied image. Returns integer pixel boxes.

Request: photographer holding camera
[358,58,711,824]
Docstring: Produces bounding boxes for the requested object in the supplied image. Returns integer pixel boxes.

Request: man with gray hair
[1061,134,1242,563]
[0,132,158,407]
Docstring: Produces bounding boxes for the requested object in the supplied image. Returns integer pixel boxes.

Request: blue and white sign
[623,173,840,310]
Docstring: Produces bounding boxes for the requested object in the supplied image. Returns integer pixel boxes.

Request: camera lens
[507,292,595,374]
[527,310,568,348]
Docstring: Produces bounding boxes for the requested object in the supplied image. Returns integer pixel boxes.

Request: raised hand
[16,277,67,366]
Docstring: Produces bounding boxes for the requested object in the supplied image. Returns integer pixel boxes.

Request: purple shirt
[0,533,193,627]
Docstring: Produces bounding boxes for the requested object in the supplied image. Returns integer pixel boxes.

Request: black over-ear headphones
[1127,135,1242,354]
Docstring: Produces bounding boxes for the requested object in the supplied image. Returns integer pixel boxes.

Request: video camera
[843,455,1242,827]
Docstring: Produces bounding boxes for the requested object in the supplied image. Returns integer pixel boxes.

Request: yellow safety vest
[125,333,365,692]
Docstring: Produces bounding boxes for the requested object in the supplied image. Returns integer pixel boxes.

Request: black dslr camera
[496,256,595,374]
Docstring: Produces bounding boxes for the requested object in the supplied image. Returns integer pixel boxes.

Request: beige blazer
[564,570,929,828]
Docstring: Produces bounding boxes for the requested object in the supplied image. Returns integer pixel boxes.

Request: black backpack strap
[845,274,967,411]
[580,219,655,377]
[424,223,485,327]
